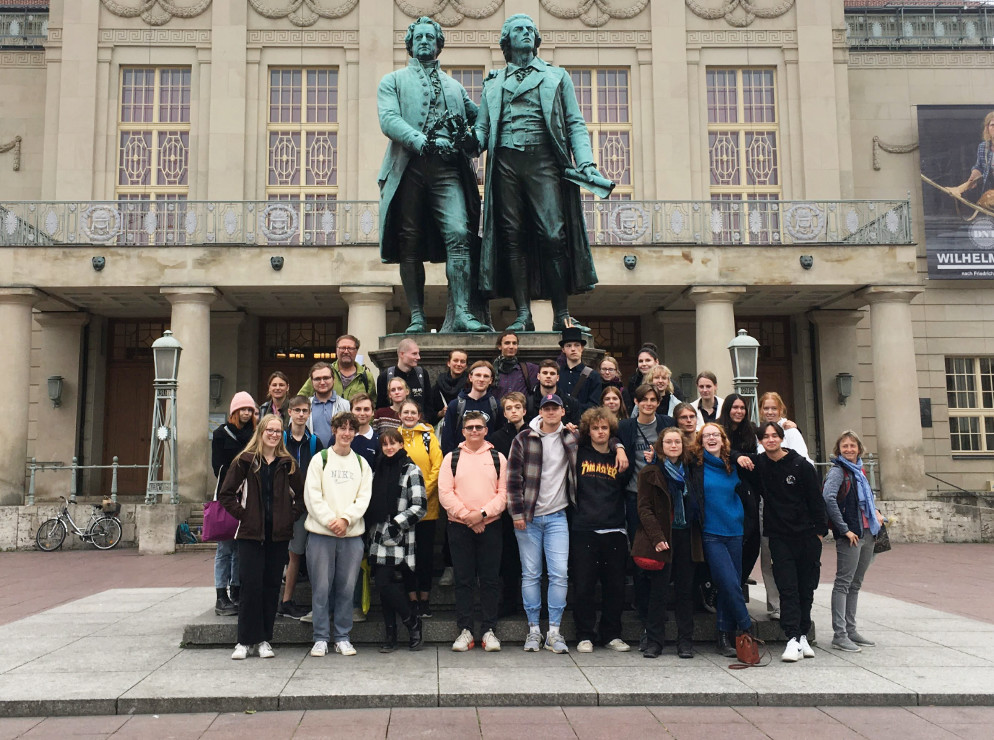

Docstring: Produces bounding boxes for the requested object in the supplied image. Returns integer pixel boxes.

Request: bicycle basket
[100,499,121,516]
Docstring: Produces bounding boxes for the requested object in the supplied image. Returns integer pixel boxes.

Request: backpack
[450,447,501,478]
[320,448,363,469]
[175,522,197,545]
[386,365,426,390]
[283,430,318,457]
[569,365,594,399]
[454,394,500,426]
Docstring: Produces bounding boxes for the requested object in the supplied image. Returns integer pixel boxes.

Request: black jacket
[527,385,580,426]
[741,449,828,539]
[489,421,526,459]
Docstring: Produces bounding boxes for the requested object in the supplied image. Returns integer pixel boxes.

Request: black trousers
[236,537,289,646]
[373,563,413,628]
[669,527,696,646]
[572,530,627,644]
[741,526,760,587]
[499,510,521,605]
[404,518,437,594]
[769,533,822,640]
[448,520,503,633]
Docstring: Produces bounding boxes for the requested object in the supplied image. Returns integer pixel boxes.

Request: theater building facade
[1,0,991,541]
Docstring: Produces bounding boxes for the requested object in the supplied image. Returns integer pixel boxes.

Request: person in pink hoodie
[438,411,508,652]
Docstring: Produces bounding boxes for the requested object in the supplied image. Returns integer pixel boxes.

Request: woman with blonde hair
[688,423,756,657]
[598,355,624,391]
[823,429,885,653]
[398,399,444,617]
[631,364,679,418]
[373,376,410,435]
[219,413,304,660]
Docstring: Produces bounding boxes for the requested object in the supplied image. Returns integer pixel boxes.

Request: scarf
[435,370,467,407]
[661,458,687,528]
[835,456,880,536]
[368,450,410,527]
[493,354,521,379]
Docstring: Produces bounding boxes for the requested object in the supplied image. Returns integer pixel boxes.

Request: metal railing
[0,197,913,248]
[846,7,994,50]
[812,453,880,496]
[0,10,48,49]
[26,456,155,506]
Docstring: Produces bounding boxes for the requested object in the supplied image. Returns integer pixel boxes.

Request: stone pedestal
[137,503,187,555]
[368,332,604,387]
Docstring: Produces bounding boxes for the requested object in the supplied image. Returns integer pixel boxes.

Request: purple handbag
[202,479,241,542]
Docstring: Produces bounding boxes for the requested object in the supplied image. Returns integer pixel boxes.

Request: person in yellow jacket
[398,399,443,617]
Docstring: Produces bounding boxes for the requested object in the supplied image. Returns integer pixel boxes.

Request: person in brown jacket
[219,413,305,661]
[632,427,703,659]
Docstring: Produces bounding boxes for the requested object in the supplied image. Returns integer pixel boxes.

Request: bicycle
[35,496,123,551]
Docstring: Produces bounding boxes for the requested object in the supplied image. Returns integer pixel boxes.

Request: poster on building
[918,105,994,279]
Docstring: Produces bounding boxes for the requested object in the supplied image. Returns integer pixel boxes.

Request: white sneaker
[482,630,501,652]
[257,641,275,659]
[353,607,367,623]
[798,635,815,658]
[781,637,802,662]
[310,640,328,657]
[452,629,475,652]
[231,643,249,660]
[769,609,781,620]
[335,640,357,656]
[439,566,455,586]
[576,639,594,653]
[523,627,542,652]
[300,611,313,623]
[606,638,631,652]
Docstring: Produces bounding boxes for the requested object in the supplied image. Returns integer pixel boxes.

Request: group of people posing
[209,329,885,663]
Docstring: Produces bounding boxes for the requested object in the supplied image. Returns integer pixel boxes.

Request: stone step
[177,542,217,552]
[182,600,805,647]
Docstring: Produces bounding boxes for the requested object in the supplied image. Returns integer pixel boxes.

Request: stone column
[858,286,926,500]
[209,312,245,415]
[0,289,41,504]
[688,286,745,394]
[808,310,865,448]
[341,286,393,375]
[33,312,90,500]
[162,288,217,502]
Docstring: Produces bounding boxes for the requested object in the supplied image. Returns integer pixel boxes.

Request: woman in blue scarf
[632,428,704,659]
[822,430,885,653]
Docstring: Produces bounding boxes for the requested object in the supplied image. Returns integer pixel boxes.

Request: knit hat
[229,391,257,415]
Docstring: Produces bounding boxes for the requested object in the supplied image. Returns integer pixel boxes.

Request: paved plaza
[0,544,992,736]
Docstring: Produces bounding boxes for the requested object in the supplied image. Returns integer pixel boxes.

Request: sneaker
[257,641,275,659]
[781,637,802,662]
[419,600,433,619]
[849,632,875,647]
[310,640,328,657]
[576,639,594,653]
[798,635,815,658]
[353,607,367,623]
[832,636,862,653]
[482,630,501,652]
[523,627,542,652]
[605,638,631,652]
[544,631,569,654]
[769,609,781,620]
[300,611,313,623]
[452,629,475,652]
[335,640,357,656]
[231,643,249,660]
[215,595,238,617]
[278,600,308,619]
[439,566,455,586]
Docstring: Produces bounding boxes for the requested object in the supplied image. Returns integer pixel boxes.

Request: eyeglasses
[336,346,357,352]
[701,433,721,440]
[263,429,282,436]
[312,375,333,382]
[290,408,310,414]
[463,425,486,432]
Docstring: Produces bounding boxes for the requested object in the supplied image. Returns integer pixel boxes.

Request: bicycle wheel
[36,518,67,551]
[89,517,122,550]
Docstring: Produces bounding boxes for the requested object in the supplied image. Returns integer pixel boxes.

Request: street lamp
[728,328,761,424]
[146,330,182,504]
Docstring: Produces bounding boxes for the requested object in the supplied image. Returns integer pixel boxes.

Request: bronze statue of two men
[377,14,604,334]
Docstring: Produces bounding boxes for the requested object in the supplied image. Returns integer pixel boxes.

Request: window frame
[945,355,994,454]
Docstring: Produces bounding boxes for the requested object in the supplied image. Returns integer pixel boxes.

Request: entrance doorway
[259,318,343,399]
[102,319,168,494]
[736,317,795,414]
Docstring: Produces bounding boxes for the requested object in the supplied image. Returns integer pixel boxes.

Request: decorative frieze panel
[848,51,994,68]
[248,0,358,28]
[396,0,502,27]
[98,28,212,45]
[248,29,358,46]
[100,0,213,27]
[0,51,45,67]
[686,29,795,47]
[686,0,794,28]
[540,1,649,29]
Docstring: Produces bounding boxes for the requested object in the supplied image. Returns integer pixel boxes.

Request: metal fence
[26,456,154,506]
[0,10,48,49]
[846,8,994,50]
[1,197,913,248]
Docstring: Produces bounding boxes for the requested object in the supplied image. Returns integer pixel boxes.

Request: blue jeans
[214,539,239,589]
[306,533,364,643]
[514,511,569,627]
[702,533,751,632]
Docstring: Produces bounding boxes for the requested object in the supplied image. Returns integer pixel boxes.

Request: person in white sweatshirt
[304,411,372,658]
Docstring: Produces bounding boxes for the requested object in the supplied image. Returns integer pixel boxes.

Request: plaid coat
[506,425,581,524]
[366,461,427,570]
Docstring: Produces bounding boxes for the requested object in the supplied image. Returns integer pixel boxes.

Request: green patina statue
[475,13,606,333]
[377,16,490,333]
